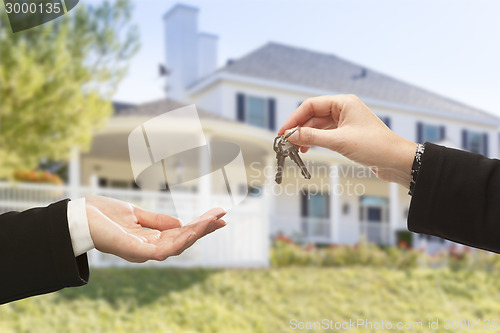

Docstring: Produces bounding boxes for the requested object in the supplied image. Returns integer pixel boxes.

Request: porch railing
[359,221,390,245]
[0,181,269,268]
[271,214,331,244]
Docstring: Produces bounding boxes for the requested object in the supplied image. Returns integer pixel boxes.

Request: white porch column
[197,134,211,266]
[262,155,275,266]
[198,134,212,214]
[69,146,80,199]
[89,174,99,196]
[329,164,341,244]
[389,182,399,245]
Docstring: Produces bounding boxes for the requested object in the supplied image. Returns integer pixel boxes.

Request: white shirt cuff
[67,198,95,257]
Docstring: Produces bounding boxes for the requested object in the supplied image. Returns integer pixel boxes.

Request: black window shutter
[439,126,446,140]
[301,192,308,217]
[268,98,276,131]
[417,122,423,143]
[236,93,245,122]
[462,130,468,150]
[483,133,489,156]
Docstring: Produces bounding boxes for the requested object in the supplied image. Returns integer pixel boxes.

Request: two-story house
[77,4,500,261]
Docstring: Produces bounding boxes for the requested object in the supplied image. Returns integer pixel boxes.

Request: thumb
[286,127,339,150]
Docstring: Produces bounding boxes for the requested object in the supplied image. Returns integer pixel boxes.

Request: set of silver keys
[273,126,311,184]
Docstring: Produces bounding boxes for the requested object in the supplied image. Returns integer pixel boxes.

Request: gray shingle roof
[219,42,498,121]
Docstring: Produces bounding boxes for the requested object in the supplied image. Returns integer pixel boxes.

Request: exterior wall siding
[187,77,499,248]
[194,81,499,160]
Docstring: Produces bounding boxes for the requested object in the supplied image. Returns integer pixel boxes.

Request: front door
[359,196,389,244]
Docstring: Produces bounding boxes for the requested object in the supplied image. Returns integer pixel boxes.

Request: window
[301,192,330,238]
[417,122,445,143]
[109,180,130,189]
[367,207,382,222]
[301,192,330,218]
[248,186,262,197]
[246,96,267,127]
[99,178,131,189]
[359,196,388,223]
[236,93,276,130]
[462,130,488,155]
[98,177,108,187]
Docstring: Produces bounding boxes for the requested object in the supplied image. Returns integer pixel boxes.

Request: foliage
[2,267,500,332]
[271,236,419,269]
[396,230,413,247]
[270,235,320,266]
[271,237,500,272]
[0,0,139,178]
[14,169,62,184]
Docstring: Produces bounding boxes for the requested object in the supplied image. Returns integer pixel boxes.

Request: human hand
[85,196,226,263]
[278,95,417,187]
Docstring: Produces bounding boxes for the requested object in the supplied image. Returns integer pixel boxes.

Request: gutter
[188,72,500,127]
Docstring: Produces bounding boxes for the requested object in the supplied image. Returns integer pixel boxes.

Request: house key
[274,127,311,184]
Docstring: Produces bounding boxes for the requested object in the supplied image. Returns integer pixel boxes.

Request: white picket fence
[0,181,270,268]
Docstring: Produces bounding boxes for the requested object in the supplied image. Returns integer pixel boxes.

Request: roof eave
[188,72,500,127]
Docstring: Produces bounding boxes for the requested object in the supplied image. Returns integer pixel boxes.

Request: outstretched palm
[86,196,226,263]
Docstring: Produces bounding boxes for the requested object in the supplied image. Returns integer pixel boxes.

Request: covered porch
[270,161,411,246]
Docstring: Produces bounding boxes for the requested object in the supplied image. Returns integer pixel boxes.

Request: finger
[133,206,182,230]
[301,116,337,130]
[154,228,197,260]
[186,207,226,226]
[286,127,341,151]
[201,218,227,237]
[278,95,348,135]
[153,218,227,261]
[155,208,226,240]
[300,146,310,153]
[177,218,227,255]
[290,117,336,153]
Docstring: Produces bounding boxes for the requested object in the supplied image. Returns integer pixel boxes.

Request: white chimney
[164,4,198,102]
[197,33,218,80]
[163,4,218,102]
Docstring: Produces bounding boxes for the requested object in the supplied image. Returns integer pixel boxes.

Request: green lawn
[2,267,500,332]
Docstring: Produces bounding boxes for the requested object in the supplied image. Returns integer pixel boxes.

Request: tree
[0,0,139,178]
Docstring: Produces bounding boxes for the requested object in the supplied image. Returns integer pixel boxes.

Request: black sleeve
[0,199,89,304]
[408,142,500,253]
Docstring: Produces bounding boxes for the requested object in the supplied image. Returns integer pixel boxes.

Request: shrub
[271,237,419,269]
[270,238,318,267]
[14,169,63,185]
[270,236,500,271]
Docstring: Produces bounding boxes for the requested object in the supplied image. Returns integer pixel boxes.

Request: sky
[104,0,500,117]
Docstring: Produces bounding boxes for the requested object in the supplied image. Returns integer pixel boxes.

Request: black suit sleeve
[0,199,89,304]
[408,142,500,253]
